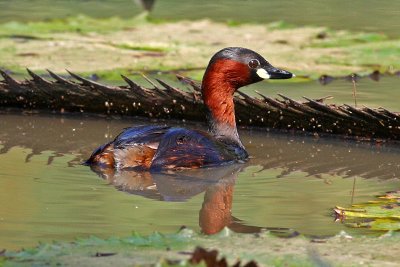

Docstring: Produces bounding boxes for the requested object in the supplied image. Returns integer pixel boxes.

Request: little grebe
[86,47,294,171]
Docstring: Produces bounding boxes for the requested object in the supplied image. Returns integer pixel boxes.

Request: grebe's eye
[248,59,260,69]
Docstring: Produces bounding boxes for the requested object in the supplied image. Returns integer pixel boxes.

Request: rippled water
[0,113,399,250]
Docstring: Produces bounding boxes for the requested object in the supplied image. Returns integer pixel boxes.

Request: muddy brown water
[0,112,399,250]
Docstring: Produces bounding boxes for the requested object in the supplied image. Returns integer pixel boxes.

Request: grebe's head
[203,47,294,90]
[201,47,294,145]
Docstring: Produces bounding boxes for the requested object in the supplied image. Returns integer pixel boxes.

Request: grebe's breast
[86,125,246,171]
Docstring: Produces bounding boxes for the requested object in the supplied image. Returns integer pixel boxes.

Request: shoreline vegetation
[2,229,400,266]
[0,15,399,80]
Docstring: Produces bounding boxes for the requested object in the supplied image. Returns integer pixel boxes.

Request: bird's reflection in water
[90,164,291,235]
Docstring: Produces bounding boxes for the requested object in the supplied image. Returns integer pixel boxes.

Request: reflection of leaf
[334,190,400,230]
[379,190,400,200]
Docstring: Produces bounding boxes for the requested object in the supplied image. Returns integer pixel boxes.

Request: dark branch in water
[1,70,400,141]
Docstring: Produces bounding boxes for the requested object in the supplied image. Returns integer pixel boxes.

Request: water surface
[0,113,399,250]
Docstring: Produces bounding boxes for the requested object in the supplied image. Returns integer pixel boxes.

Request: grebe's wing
[86,125,170,169]
[113,125,170,148]
[150,128,238,172]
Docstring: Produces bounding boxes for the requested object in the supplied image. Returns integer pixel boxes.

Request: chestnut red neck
[201,59,250,147]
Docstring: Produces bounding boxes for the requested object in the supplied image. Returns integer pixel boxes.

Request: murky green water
[1,0,400,37]
[0,113,399,250]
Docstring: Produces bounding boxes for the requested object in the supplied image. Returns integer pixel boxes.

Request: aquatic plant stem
[351,74,358,108]
[350,177,356,205]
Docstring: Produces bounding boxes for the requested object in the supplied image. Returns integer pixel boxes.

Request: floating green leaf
[334,190,400,231]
